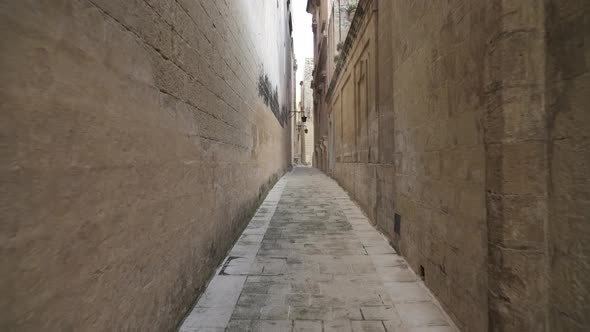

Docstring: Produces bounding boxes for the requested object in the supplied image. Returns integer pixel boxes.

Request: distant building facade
[308,0,357,172]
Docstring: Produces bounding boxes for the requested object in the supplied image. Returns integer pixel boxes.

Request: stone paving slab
[179,167,459,332]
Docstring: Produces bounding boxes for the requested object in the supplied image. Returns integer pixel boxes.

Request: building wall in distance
[0,0,293,331]
[546,1,590,329]
[327,0,357,85]
[303,57,315,164]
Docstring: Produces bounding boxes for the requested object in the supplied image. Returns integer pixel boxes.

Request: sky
[291,0,314,101]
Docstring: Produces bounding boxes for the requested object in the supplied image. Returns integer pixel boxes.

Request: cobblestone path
[179,167,458,332]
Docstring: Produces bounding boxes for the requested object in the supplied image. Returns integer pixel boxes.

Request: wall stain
[257,72,288,127]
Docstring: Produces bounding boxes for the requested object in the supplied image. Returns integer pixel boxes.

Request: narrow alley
[180,167,456,332]
[1,0,588,331]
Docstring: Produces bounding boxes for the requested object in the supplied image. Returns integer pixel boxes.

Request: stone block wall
[329,1,489,329]
[0,0,292,331]
[484,0,548,330]
[324,0,589,330]
[546,0,589,330]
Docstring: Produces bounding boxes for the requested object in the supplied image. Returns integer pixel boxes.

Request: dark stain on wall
[281,105,288,126]
[257,73,287,127]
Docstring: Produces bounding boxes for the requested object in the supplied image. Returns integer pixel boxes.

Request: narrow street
[180,167,456,332]
[3,1,588,330]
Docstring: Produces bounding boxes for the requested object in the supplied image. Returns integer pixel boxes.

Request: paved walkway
[179,167,458,332]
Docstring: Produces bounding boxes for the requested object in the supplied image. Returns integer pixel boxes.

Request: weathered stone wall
[546,1,590,330]
[327,0,357,85]
[0,1,292,331]
[308,0,330,173]
[390,1,492,330]
[485,2,590,330]
[325,0,589,330]
[484,1,548,330]
[329,1,489,330]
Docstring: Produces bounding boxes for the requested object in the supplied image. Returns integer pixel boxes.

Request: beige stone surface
[326,1,488,330]
[314,0,590,330]
[0,1,293,331]
[546,0,590,330]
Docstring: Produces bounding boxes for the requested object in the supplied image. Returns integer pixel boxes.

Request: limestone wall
[325,0,589,330]
[0,1,292,331]
[546,1,589,330]
[329,1,488,330]
[484,1,548,330]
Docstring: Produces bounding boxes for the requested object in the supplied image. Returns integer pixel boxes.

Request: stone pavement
[179,167,458,332]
